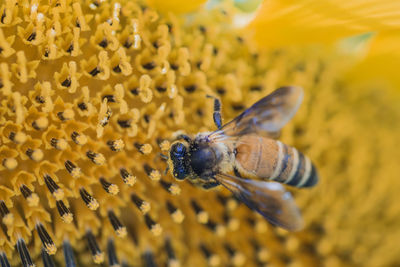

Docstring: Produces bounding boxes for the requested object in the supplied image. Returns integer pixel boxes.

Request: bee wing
[214,173,303,231]
[209,86,303,140]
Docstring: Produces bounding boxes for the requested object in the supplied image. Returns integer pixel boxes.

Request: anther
[107,139,125,151]
[117,119,131,128]
[20,185,39,206]
[26,148,44,162]
[100,177,119,195]
[131,194,150,214]
[36,223,57,255]
[71,131,87,145]
[102,94,116,103]
[57,109,75,121]
[224,243,245,266]
[119,168,136,186]
[56,200,73,223]
[142,62,156,70]
[64,160,81,178]
[113,65,121,73]
[86,150,105,165]
[160,180,181,195]
[223,212,240,231]
[61,78,71,88]
[27,32,37,42]
[142,251,156,267]
[79,188,99,210]
[107,239,120,267]
[50,138,68,150]
[77,102,88,111]
[32,117,49,130]
[63,240,77,267]
[99,108,112,127]
[16,238,35,267]
[205,220,226,237]
[107,210,127,237]
[85,230,104,264]
[41,248,56,267]
[191,200,208,224]
[99,39,108,48]
[9,131,27,144]
[35,95,45,103]
[0,201,13,225]
[166,201,184,223]
[165,238,180,267]
[89,67,101,77]
[184,84,197,93]
[144,214,162,236]
[200,244,220,267]
[134,142,152,154]
[44,174,64,200]
[0,252,11,267]
[143,164,160,181]
[2,158,18,170]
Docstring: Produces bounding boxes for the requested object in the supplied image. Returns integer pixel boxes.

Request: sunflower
[0,0,399,266]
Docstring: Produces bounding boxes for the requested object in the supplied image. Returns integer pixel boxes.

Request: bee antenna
[164,165,170,175]
[158,153,169,161]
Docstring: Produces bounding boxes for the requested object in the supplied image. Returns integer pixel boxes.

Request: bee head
[169,142,190,180]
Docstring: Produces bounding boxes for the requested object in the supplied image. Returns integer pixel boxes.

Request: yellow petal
[247,0,400,47]
[345,31,400,90]
[146,0,207,14]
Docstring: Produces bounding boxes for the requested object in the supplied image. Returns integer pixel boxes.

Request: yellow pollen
[150,223,163,236]
[208,255,221,267]
[33,117,49,130]
[29,149,44,162]
[168,184,181,195]
[140,143,152,154]
[149,170,161,181]
[55,139,68,150]
[257,248,270,262]
[27,193,39,207]
[124,175,136,186]
[93,252,105,264]
[88,199,99,211]
[171,210,185,224]
[2,213,14,226]
[45,244,57,255]
[112,139,125,151]
[70,168,81,179]
[140,202,151,214]
[53,189,64,201]
[108,184,119,195]
[13,132,27,144]
[232,253,246,266]
[61,213,74,224]
[92,153,105,165]
[160,140,171,152]
[116,227,128,237]
[196,211,209,224]
[168,259,181,267]
[2,158,18,170]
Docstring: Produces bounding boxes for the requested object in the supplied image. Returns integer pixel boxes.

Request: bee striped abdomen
[272,142,318,188]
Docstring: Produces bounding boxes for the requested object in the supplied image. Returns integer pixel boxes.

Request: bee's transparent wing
[214,173,303,231]
[209,86,303,140]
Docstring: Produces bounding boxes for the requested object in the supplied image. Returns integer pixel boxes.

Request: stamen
[50,138,68,150]
[166,201,184,224]
[160,180,181,195]
[107,239,120,267]
[8,131,27,144]
[56,200,73,223]
[200,244,220,267]
[205,220,226,237]
[44,174,64,200]
[85,230,104,264]
[32,117,48,130]
[0,201,13,225]
[224,243,245,266]
[36,223,57,255]
[57,109,74,121]
[165,238,180,267]
[144,214,162,236]
[2,158,18,170]
[86,150,105,165]
[64,160,81,178]
[63,240,77,267]
[20,185,39,207]
[143,164,160,181]
[41,248,55,267]
[79,188,99,210]
[107,139,125,151]
[131,194,150,214]
[134,142,152,154]
[71,131,87,145]
[107,210,127,237]
[191,200,208,224]
[0,252,11,267]
[16,238,35,267]
[119,168,136,186]
[26,148,44,162]
[100,177,119,195]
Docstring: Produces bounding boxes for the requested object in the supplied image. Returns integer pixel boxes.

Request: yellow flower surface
[0,0,399,266]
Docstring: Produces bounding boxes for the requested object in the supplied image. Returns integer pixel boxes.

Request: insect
[168,86,318,231]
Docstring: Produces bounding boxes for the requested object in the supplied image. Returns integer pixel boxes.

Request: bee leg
[206,95,222,129]
[233,167,243,178]
[202,181,220,189]
[176,134,192,143]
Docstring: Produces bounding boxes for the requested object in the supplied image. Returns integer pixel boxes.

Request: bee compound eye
[172,143,186,155]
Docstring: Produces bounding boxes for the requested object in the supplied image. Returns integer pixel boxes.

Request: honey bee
[168,86,318,231]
